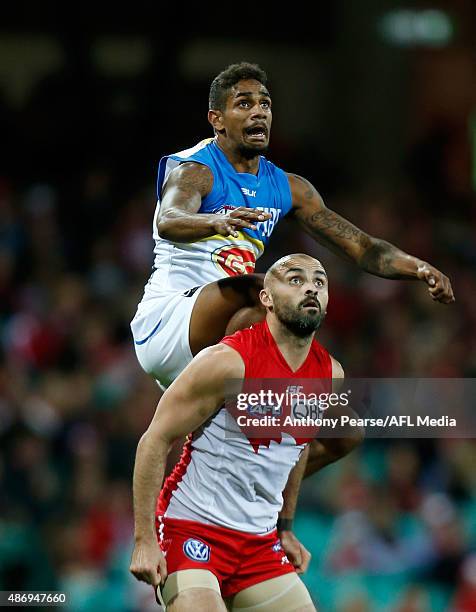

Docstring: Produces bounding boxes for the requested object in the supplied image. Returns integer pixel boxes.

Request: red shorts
[157,517,296,598]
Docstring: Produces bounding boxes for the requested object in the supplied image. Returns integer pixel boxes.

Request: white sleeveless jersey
[145,139,292,295]
[159,407,305,535]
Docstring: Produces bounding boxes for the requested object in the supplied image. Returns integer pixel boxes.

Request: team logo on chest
[241,187,256,197]
[183,538,211,562]
[211,244,256,276]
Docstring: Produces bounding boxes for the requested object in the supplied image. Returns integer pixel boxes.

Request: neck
[215,137,260,175]
[266,315,314,372]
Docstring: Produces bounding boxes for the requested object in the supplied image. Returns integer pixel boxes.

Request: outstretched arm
[129,344,244,587]
[288,173,454,303]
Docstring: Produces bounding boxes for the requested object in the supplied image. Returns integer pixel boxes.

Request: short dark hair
[209,62,268,111]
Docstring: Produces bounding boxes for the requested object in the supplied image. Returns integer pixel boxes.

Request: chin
[238,143,269,159]
[283,318,322,338]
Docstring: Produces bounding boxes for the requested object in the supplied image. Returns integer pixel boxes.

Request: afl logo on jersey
[211,244,256,276]
[183,538,210,562]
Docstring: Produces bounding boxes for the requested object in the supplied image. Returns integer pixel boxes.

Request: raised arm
[288,173,454,303]
[129,343,244,587]
[157,162,271,242]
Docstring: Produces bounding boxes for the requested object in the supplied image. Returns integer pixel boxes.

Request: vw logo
[183,538,210,562]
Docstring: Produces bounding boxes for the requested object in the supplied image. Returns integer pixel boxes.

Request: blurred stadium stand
[1,3,475,610]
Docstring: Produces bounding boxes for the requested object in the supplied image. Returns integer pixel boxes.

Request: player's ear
[259,288,273,310]
[208,109,225,135]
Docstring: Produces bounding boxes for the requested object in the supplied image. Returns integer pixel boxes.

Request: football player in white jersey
[131,61,453,395]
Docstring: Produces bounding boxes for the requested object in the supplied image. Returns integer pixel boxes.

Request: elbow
[156,218,174,240]
[137,427,167,450]
[156,210,183,241]
[137,429,151,451]
[340,424,365,457]
[326,425,365,460]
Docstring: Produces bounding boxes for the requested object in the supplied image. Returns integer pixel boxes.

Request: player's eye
[290,277,302,285]
[261,100,271,109]
[239,100,250,108]
[315,279,324,287]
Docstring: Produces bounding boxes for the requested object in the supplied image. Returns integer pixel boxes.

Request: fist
[279,530,311,575]
[130,539,167,587]
[417,263,455,304]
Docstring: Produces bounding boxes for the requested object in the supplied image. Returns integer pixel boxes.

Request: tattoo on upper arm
[290,175,406,276]
[162,163,213,205]
[308,209,371,248]
[291,174,317,201]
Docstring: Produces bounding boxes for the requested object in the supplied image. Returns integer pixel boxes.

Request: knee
[225,305,266,335]
[217,273,264,306]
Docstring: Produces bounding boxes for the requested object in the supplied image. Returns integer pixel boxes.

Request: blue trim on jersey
[156,140,292,247]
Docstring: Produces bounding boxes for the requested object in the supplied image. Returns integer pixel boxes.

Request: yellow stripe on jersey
[196,231,264,254]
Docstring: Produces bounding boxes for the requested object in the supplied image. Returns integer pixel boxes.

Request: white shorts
[130,285,204,389]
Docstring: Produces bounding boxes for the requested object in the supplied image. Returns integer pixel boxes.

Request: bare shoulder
[330,355,344,379]
[163,343,245,413]
[164,162,213,198]
[286,172,325,211]
[192,344,245,379]
[330,355,344,393]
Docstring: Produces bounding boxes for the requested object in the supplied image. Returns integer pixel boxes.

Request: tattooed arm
[156,162,271,242]
[287,173,454,303]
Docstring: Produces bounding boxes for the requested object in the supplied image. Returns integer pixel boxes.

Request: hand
[213,207,272,238]
[130,538,167,587]
[279,530,311,575]
[417,263,455,304]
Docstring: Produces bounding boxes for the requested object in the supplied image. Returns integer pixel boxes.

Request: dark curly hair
[209,62,268,111]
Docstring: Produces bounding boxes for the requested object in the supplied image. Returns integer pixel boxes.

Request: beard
[237,141,269,159]
[273,299,326,338]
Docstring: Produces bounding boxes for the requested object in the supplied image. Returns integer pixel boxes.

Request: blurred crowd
[1,29,476,609]
[1,141,475,609]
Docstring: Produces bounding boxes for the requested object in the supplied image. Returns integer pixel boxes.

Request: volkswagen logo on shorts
[183,538,210,562]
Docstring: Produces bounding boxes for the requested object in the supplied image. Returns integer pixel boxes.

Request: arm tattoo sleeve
[292,174,419,279]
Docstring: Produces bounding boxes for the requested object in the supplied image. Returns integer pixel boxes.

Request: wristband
[276,518,293,532]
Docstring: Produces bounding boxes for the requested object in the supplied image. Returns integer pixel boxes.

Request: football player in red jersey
[130,254,363,612]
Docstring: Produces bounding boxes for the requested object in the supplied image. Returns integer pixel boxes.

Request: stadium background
[1,3,475,610]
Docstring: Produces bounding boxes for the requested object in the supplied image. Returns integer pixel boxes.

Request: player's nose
[303,282,318,295]
[250,103,267,119]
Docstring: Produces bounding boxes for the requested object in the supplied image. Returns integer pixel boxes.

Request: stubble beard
[273,300,325,339]
[237,142,269,160]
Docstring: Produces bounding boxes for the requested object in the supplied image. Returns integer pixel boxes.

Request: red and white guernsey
[157,320,332,535]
